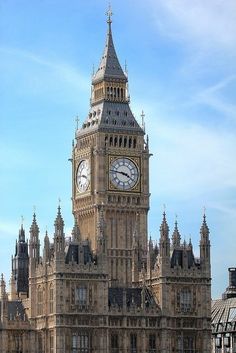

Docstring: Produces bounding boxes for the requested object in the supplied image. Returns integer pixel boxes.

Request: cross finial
[141,110,145,130]
[106,3,113,24]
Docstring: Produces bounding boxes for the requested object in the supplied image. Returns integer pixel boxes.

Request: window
[177,335,195,353]
[111,334,119,353]
[177,288,192,313]
[50,332,54,353]
[72,333,90,353]
[130,333,137,353]
[37,286,43,315]
[75,287,87,306]
[149,334,156,353]
[49,286,54,313]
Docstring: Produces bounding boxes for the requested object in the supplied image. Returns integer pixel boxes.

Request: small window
[75,287,87,306]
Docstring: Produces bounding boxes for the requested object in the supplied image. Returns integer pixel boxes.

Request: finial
[75,116,79,131]
[141,110,145,131]
[203,206,206,221]
[124,60,128,76]
[21,215,24,227]
[106,3,113,24]
[92,63,95,77]
[58,198,61,212]
[163,204,166,217]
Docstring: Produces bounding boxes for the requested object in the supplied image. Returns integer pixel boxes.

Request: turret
[200,213,210,272]
[12,220,29,297]
[72,218,81,243]
[29,213,40,264]
[0,274,8,323]
[43,231,50,262]
[159,211,170,259]
[171,219,181,250]
[53,204,65,262]
[147,236,154,279]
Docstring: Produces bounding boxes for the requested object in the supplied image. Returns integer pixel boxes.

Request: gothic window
[37,286,43,315]
[133,138,137,148]
[114,137,118,146]
[72,332,90,353]
[119,137,122,147]
[130,333,137,353]
[177,335,195,353]
[129,138,132,148]
[50,332,54,353]
[149,334,156,353]
[177,288,192,313]
[111,334,119,353]
[49,285,54,314]
[75,286,87,306]
[124,137,127,147]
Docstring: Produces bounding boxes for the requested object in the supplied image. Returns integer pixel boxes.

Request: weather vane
[106,3,113,24]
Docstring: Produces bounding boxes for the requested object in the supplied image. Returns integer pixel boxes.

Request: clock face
[110,157,139,190]
[76,159,90,193]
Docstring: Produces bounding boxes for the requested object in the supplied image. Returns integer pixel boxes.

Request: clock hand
[81,174,87,179]
[110,169,130,179]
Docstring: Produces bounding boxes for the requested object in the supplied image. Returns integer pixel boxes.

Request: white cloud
[149,0,236,52]
[148,117,236,198]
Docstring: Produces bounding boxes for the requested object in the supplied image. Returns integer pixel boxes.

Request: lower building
[212,268,236,353]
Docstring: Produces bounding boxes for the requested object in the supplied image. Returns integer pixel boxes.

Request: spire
[160,211,169,239]
[19,216,25,242]
[54,202,64,231]
[72,217,81,242]
[171,218,181,248]
[200,212,209,239]
[29,211,40,262]
[0,274,6,299]
[92,7,127,85]
[30,212,39,234]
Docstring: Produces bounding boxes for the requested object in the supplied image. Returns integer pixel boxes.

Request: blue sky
[0,0,235,299]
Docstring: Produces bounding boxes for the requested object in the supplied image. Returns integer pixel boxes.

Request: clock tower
[72,12,150,285]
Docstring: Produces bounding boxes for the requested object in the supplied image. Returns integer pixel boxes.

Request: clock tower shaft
[72,15,150,285]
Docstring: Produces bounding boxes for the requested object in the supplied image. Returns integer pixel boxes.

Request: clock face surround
[109,157,139,191]
[76,159,90,193]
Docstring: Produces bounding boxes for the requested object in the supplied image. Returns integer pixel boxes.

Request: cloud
[149,0,236,53]
[148,117,236,199]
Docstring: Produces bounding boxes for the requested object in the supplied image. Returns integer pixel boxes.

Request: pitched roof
[92,20,127,84]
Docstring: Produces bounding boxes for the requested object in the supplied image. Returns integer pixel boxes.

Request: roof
[78,101,144,136]
[65,241,94,265]
[0,300,26,321]
[108,287,157,309]
[212,297,236,333]
[92,21,127,84]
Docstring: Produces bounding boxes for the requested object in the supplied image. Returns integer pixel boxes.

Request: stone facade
[0,13,212,353]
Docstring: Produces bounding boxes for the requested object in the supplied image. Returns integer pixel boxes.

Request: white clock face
[110,157,139,190]
[76,160,90,193]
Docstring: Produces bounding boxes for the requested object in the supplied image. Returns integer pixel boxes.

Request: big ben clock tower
[72,10,150,285]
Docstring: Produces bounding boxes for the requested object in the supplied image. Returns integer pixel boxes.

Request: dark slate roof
[92,22,127,84]
[212,297,236,333]
[170,248,198,269]
[65,241,93,265]
[78,101,143,136]
[0,300,26,321]
[108,287,157,308]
